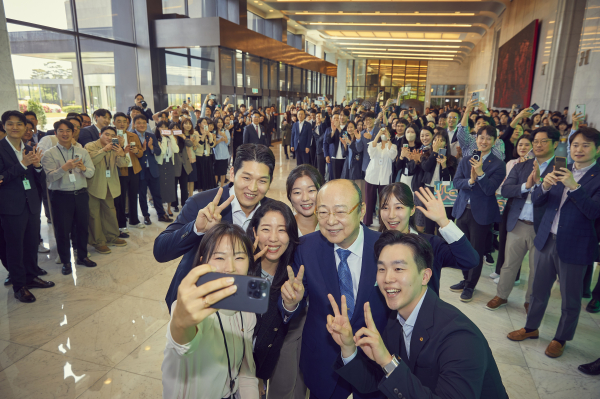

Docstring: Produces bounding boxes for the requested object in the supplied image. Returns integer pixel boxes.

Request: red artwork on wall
[493,19,540,108]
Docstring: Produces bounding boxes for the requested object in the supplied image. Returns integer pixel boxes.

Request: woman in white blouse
[363,127,398,226]
[286,164,324,237]
[163,223,259,399]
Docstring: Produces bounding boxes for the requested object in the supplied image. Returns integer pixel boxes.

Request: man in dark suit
[264,107,276,147]
[313,112,327,178]
[23,111,46,144]
[131,114,171,225]
[450,125,506,302]
[243,112,267,145]
[0,111,55,303]
[78,108,112,147]
[328,231,508,399]
[487,127,558,312]
[291,109,313,166]
[308,109,318,166]
[280,179,388,399]
[156,144,276,311]
[508,127,600,358]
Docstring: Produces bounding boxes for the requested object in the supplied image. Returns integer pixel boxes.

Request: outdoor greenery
[26,99,47,130]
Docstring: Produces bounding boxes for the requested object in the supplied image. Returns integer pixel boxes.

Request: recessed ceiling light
[289,11,475,16]
[355,55,454,61]
[308,22,471,27]
[328,37,462,42]
[269,9,273,11]
[345,47,459,53]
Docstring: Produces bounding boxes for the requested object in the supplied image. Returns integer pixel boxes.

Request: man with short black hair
[23,111,45,143]
[328,231,507,399]
[127,93,153,120]
[291,109,313,166]
[79,109,112,146]
[80,113,92,128]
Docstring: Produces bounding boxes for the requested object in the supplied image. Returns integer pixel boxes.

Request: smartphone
[117,129,124,136]
[111,138,119,146]
[74,154,81,162]
[130,142,136,148]
[555,156,567,171]
[471,92,480,102]
[472,150,482,161]
[575,104,586,116]
[210,95,216,100]
[0,175,4,181]
[196,272,270,314]
[187,97,191,102]
[530,103,540,112]
[438,148,447,157]
[391,99,397,104]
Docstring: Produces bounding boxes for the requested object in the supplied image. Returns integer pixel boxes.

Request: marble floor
[0,143,599,399]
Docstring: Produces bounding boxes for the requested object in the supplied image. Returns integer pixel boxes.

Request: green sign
[252,88,259,94]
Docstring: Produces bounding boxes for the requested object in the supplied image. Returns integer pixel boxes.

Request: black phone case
[196,272,270,315]
[555,157,567,170]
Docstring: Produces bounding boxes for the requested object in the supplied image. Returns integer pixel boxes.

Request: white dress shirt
[194,186,261,235]
[365,142,398,186]
[163,300,259,399]
[334,124,347,160]
[6,139,42,173]
[333,224,365,299]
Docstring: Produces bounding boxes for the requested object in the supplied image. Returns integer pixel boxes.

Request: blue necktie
[336,249,355,320]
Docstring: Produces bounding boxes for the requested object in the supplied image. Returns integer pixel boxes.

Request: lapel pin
[420,337,423,341]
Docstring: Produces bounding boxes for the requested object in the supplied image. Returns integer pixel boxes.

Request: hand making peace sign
[194,186,235,234]
[281,265,305,311]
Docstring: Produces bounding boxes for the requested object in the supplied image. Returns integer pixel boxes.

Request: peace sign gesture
[326,294,355,357]
[252,235,269,262]
[194,186,235,234]
[354,302,392,367]
[281,265,305,311]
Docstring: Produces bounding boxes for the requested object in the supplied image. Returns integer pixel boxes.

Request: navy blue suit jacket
[78,125,100,147]
[291,121,313,152]
[531,162,600,265]
[501,158,555,233]
[452,154,506,225]
[156,184,273,311]
[279,226,388,399]
[242,124,267,145]
[137,131,161,179]
[312,124,326,156]
[0,139,42,215]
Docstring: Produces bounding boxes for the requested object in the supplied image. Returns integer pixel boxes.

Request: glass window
[190,47,216,60]
[270,62,277,91]
[292,67,301,92]
[5,0,73,32]
[247,12,264,35]
[74,0,134,42]
[354,60,366,86]
[220,49,234,86]
[106,86,116,112]
[191,58,215,85]
[379,60,392,86]
[392,60,406,87]
[355,87,365,100]
[366,60,379,87]
[306,41,316,56]
[8,24,81,127]
[278,63,286,91]
[189,0,218,18]
[164,53,215,86]
[346,60,354,87]
[246,54,260,89]
[162,0,185,15]
[236,52,244,87]
[262,60,269,89]
[88,86,102,112]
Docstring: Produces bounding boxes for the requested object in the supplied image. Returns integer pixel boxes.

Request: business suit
[0,139,43,292]
[496,158,554,303]
[324,126,348,179]
[334,288,508,399]
[264,113,276,146]
[452,153,506,290]
[313,123,327,177]
[136,131,166,218]
[156,184,274,310]
[526,162,600,341]
[78,125,101,147]
[243,124,267,146]
[291,121,313,166]
[280,226,388,399]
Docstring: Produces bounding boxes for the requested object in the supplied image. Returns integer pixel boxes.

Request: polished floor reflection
[0,143,599,398]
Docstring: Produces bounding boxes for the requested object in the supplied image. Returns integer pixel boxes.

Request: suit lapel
[407,289,435,371]
[320,234,341,302]
[353,226,375,323]
[383,312,401,359]
[540,158,555,178]
[0,139,20,165]
[482,153,497,173]
[574,163,600,187]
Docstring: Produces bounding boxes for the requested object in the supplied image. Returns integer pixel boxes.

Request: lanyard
[58,146,75,174]
[216,312,245,396]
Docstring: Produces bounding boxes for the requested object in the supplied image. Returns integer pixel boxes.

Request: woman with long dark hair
[213,117,231,187]
[286,164,323,236]
[395,123,422,186]
[281,112,292,160]
[377,183,478,295]
[196,118,216,192]
[248,201,306,399]
[154,121,179,217]
[162,222,260,398]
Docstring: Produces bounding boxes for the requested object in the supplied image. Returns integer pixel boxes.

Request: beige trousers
[497,220,536,302]
[88,190,120,247]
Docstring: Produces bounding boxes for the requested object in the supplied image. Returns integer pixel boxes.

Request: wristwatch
[382,355,401,377]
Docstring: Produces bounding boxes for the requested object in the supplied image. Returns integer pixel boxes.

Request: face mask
[381,134,388,142]
[406,133,416,142]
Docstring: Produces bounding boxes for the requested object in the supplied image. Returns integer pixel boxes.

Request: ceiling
[252,1,509,62]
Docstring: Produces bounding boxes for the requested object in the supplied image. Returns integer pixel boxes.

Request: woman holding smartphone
[183,118,199,198]
[281,113,292,160]
[163,223,260,399]
[395,123,421,186]
[154,121,180,217]
[196,118,216,192]
[214,117,231,187]
[248,202,305,399]
[377,183,479,295]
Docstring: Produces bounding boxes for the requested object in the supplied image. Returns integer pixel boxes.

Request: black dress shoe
[14,287,36,303]
[28,277,55,289]
[119,232,130,238]
[4,274,11,286]
[62,264,72,275]
[35,266,48,276]
[586,298,600,313]
[144,216,152,225]
[578,358,600,375]
[77,257,97,267]
[583,291,592,299]
[173,206,179,212]
[158,214,173,222]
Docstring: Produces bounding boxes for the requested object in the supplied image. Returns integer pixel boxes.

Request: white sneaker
[120,227,130,234]
[38,243,50,253]
[493,277,500,284]
[130,223,145,229]
[490,272,500,279]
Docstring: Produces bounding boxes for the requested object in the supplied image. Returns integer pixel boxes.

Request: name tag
[69,174,76,183]
[23,179,31,190]
[106,170,111,178]
[204,149,209,156]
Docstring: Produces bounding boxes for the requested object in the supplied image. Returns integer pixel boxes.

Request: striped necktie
[336,248,354,320]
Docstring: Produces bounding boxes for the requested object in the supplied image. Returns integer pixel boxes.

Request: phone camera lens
[259,281,268,290]
[249,281,257,289]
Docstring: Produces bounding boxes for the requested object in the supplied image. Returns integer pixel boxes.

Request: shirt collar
[537,155,554,168]
[397,289,427,329]
[482,151,492,161]
[57,143,74,151]
[573,160,596,174]
[229,185,261,216]
[6,138,24,153]
[333,224,365,259]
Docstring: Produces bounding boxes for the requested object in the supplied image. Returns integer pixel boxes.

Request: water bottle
[555,136,568,158]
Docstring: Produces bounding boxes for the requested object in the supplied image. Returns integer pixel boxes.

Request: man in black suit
[243,112,267,145]
[155,144,276,311]
[23,111,46,144]
[327,231,507,399]
[264,107,276,147]
[0,111,55,303]
[78,108,112,147]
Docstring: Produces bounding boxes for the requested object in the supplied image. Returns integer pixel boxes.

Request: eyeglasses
[316,203,360,221]
[532,139,552,145]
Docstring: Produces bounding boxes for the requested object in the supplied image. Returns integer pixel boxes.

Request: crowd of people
[1,91,600,399]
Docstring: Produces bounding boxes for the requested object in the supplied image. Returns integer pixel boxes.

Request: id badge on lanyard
[23,178,31,190]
